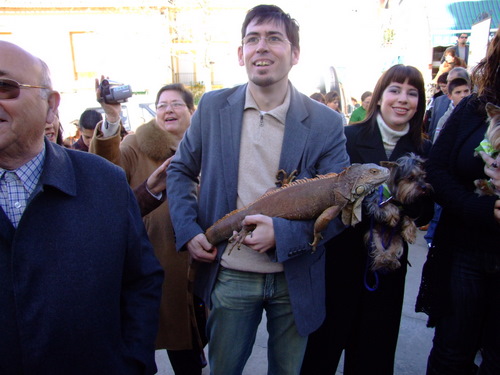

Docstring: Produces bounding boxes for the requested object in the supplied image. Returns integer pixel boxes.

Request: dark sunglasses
[459,36,468,39]
[0,78,50,100]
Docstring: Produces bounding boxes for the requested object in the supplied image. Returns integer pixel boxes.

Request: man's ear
[45,91,61,124]
[238,45,244,67]
[291,46,300,66]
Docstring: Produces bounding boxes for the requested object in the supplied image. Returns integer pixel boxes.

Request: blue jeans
[427,249,500,375]
[207,268,307,375]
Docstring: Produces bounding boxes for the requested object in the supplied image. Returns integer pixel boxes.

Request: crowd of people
[1,4,499,375]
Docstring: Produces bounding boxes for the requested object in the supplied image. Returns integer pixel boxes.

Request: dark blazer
[427,95,499,241]
[0,139,163,375]
[416,94,500,324]
[167,83,350,336]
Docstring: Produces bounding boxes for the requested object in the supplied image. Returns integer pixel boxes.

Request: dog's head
[485,102,500,156]
[380,153,432,204]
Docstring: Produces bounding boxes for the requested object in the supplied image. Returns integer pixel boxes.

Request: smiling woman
[378,81,419,131]
[302,64,434,375]
[88,82,209,374]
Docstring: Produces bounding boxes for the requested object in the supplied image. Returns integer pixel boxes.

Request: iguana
[205,163,390,254]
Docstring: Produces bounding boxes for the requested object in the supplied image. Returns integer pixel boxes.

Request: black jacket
[416,94,500,326]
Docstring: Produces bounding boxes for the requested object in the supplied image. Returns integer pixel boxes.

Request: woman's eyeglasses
[156,102,187,111]
[0,78,50,100]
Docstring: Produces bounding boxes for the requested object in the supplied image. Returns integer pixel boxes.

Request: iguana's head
[340,163,390,226]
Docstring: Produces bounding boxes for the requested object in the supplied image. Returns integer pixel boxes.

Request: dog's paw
[368,231,403,272]
[382,204,400,227]
[401,217,417,243]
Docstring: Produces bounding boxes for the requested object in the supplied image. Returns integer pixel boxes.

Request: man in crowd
[441,33,469,65]
[167,4,349,374]
[432,77,471,142]
[0,40,163,374]
[72,108,102,151]
[427,67,470,141]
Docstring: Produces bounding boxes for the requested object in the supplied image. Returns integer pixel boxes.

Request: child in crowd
[433,77,471,142]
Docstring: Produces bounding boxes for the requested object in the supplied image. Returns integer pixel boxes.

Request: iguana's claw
[276,169,298,187]
[308,233,323,253]
[227,228,253,255]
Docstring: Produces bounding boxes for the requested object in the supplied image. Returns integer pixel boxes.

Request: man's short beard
[251,76,275,87]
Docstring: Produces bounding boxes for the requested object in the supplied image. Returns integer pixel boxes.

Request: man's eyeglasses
[0,78,50,100]
[459,36,468,39]
[242,35,291,47]
[156,102,187,111]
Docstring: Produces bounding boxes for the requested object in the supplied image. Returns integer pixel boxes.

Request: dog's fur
[364,153,432,271]
[474,102,500,196]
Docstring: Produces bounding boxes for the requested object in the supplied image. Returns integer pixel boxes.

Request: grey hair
[448,66,470,81]
[38,58,53,99]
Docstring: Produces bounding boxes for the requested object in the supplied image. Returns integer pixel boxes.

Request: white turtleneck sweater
[376,113,409,159]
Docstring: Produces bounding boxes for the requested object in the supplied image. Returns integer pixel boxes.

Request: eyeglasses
[156,101,187,111]
[242,35,291,47]
[459,36,468,39]
[0,78,51,100]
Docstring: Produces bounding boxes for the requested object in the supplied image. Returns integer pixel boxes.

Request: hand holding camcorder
[98,79,132,105]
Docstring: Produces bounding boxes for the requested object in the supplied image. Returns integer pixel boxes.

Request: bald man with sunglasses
[0,41,163,374]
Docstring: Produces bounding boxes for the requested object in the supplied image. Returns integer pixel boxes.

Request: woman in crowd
[90,81,207,375]
[325,90,348,125]
[301,64,433,375]
[416,26,500,375]
[433,47,466,84]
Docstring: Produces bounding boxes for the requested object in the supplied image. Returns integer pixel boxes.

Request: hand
[186,233,217,262]
[238,214,276,253]
[95,75,121,123]
[147,156,173,195]
[479,151,500,191]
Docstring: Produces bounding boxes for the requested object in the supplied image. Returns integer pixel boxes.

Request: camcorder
[99,79,133,104]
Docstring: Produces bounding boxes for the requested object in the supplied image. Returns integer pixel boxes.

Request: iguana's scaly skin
[205,163,390,254]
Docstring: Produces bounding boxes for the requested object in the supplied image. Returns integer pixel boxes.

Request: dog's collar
[377,184,393,207]
[378,183,404,209]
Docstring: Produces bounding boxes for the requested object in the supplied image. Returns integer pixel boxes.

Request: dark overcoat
[0,139,163,375]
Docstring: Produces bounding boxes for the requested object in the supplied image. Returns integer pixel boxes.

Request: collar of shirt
[243,84,291,125]
[0,145,45,196]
